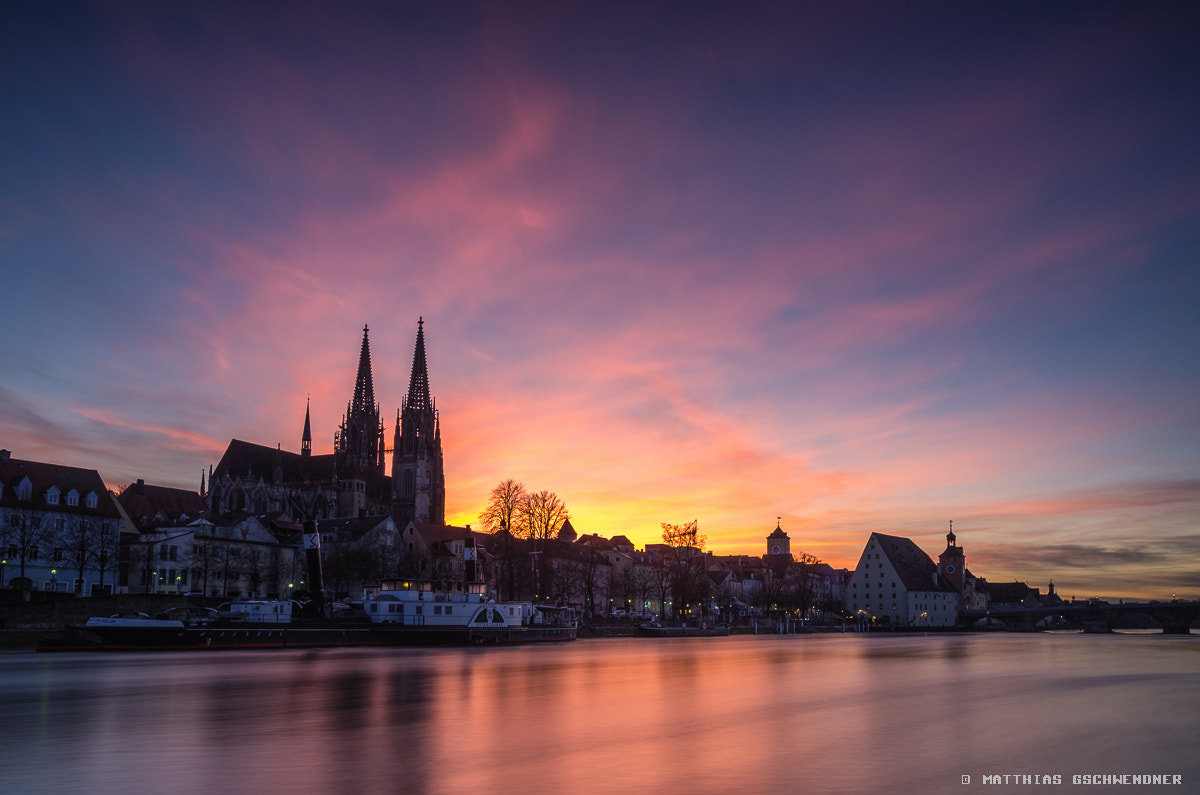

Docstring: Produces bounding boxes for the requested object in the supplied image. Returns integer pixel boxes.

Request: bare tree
[121,536,159,594]
[488,530,529,601]
[649,557,672,617]
[5,501,49,589]
[192,538,216,596]
[214,544,247,597]
[660,521,706,618]
[520,490,569,542]
[632,565,657,616]
[611,567,631,614]
[574,543,608,616]
[479,479,527,535]
[93,513,119,592]
[57,517,98,594]
[545,553,585,609]
[373,532,403,583]
[759,560,790,618]
[788,551,822,621]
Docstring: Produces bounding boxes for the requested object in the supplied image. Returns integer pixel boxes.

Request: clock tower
[766,518,791,559]
[937,521,966,592]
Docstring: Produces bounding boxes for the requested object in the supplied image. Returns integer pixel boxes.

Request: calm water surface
[1,634,1197,794]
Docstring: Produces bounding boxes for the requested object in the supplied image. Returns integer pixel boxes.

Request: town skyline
[3,3,1197,601]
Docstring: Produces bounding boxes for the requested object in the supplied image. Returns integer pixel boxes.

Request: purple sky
[2,1,1198,598]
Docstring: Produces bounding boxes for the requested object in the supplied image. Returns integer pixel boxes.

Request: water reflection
[2,635,1197,794]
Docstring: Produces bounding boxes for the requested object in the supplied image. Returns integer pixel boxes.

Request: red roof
[118,480,207,528]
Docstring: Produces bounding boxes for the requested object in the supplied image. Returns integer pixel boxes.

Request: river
[1,633,1196,794]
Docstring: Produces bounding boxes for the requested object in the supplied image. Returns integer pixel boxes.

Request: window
[53,548,64,562]
[85,492,98,509]
[46,489,60,505]
[66,490,79,507]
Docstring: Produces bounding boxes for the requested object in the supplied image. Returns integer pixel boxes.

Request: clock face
[771,545,780,554]
[945,564,956,574]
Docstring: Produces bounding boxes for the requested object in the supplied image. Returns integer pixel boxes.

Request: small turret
[301,397,312,458]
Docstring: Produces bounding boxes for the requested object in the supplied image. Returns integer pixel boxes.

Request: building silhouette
[205,320,445,525]
[392,318,445,526]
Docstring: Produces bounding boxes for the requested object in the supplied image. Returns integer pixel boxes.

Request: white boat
[361,578,577,644]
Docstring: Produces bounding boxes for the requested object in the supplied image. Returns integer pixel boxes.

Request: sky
[2,1,1198,600]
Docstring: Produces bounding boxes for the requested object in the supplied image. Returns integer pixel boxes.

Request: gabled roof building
[0,449,122,594]
[844,530,963,628]
[117,479,208,531]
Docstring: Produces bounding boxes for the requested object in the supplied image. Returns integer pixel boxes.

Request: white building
[844,532,961,628]
[0,449,123,594]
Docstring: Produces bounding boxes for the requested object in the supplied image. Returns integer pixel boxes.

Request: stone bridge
[959,601,1200,634]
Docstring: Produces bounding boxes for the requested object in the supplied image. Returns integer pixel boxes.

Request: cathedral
[204,320,445,526]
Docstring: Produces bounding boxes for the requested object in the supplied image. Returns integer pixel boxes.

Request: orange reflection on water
[3,635,1198,794]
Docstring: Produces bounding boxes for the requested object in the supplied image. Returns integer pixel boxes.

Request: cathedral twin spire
[334,325,386,475]
[315,320,445,524]
[405,317,432,414]
[351,325,379,422]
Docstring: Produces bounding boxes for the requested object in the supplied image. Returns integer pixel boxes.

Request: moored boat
[361,577,578,645]
[38,601,375,651]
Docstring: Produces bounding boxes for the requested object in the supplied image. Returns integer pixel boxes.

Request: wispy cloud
[3,3,1197,599]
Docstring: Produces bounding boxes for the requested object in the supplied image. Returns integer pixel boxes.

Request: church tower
[392,318,445,525]
[766,518,791,559]
[335,325,386,475]
[937,521,966,593]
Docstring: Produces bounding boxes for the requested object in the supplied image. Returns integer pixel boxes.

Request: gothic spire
[336,325,385,474]
[352,325,378,417]
[301,397,312,458]
[405,317,431,413]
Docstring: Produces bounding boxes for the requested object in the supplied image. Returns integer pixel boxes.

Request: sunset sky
[3,2,1197,599]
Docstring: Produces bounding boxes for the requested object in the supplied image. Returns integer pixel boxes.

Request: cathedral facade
[205,320,446,525]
